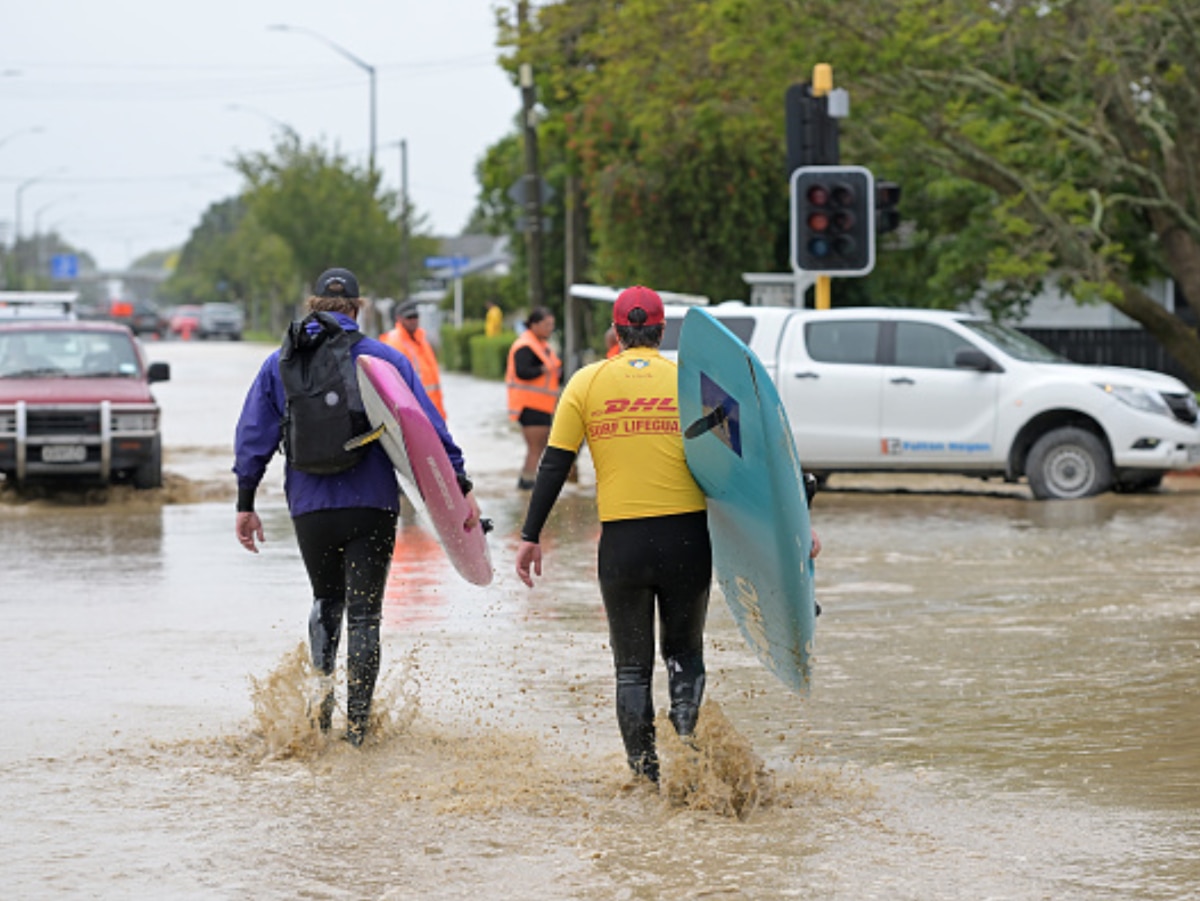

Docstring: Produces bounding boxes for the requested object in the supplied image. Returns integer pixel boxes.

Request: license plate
[41,445,87,463]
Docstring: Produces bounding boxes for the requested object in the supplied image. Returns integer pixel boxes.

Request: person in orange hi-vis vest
[505,306,560,489]
[381,299,447,420]
[604,325,620,359]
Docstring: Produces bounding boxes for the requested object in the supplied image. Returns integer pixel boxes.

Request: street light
[268,24,376,172]
[226,103,298,139]
[0,125,45,153]
[34,194,78,236]
[382,139,410,300]
[15,167,67,243]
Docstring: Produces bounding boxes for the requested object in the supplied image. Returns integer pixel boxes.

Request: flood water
[2,339,1198,899]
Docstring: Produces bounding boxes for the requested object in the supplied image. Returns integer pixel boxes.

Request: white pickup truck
[659,303,1200,499]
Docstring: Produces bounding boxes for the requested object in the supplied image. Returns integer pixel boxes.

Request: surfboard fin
[343,422,387,451]
[684,404,728,440]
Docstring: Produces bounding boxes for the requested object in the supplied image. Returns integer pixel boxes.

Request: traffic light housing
[790,165,875,275]
[876,180,901,235]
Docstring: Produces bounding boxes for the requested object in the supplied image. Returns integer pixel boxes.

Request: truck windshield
[960,319,1067,363]
[0,329,141,378]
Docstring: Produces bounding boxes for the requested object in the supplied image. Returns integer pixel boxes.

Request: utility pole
[810,64,834,311]
[400,139,410,302]
[517,0,545,309]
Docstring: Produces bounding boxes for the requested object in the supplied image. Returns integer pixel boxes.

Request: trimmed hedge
[469,331,517,380]
[439,319,517,380]
[439,320,486,372]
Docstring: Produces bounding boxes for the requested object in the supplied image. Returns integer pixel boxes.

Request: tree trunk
[1112,281,1200,388]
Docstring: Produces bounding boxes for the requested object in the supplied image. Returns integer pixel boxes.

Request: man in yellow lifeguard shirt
[514,285,823,785]
[382,299,447,419]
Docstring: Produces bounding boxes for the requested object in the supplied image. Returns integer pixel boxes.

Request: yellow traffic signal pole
[811,63,833,310]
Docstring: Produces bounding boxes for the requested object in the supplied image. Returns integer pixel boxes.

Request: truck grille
[1162,392,1199,425]
[25,409,102,436]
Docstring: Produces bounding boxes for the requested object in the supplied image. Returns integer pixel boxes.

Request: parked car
[0,320,170,489]
[166,304,202,339]
[197,302,244,340]
[658,302,1200,499]
[99,299,166,337]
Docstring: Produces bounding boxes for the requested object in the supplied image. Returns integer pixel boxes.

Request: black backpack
[279,312,375,475]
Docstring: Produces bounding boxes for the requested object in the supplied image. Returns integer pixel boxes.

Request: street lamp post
[12,167,66,287]
[15,167,67,243]
[268,24,376,172]
[226,103,298,140]
[0,125,45,153]
[383,139,410,300]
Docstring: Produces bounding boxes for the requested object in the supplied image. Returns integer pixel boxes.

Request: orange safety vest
[505,330,561,420]
[381,326,447,419]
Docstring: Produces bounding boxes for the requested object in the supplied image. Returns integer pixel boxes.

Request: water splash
[247,642,422,761]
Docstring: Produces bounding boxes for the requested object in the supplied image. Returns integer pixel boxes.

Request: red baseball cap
[613,285,664,326]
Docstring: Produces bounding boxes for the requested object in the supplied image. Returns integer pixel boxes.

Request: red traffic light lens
[807,212,830,232]
[806,185,830,206]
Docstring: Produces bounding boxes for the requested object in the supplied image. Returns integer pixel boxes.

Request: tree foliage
[167,134,441,334]
[235,134,404,295]
[501,0,1200,382]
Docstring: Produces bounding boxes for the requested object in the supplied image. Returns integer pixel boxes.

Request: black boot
[615,665,657,780]
[309,599,344,733]
[628,751,660,784]
[667,651,706,739]
[344,601,381,748]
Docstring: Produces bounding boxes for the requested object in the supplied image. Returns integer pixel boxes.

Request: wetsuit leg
[308,598,343,732]
[600,512,712,766]
[293,508,398,743]
[656,513,712,738]
[599,521,660,780]
[341,510,397,743]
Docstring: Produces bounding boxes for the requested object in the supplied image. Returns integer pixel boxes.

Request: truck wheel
[132,436,163,490]
[1027,427,1112,499]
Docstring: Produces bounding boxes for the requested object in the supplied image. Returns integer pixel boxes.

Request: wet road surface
[2,339,1198,899]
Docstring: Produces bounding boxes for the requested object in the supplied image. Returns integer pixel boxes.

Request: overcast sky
[1,0,518,271]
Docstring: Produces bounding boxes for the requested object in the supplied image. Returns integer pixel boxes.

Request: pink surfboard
[356,354,493,586]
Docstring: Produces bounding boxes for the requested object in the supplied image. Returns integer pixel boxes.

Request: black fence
[1021,328,1196,389]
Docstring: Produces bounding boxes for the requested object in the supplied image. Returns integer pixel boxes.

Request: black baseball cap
[314,268,360,299]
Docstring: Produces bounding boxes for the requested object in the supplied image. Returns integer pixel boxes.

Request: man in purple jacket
[233,267,479,747]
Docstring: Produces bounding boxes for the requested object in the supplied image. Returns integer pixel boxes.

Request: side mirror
[954,348,997,372]
[147,361,171,383]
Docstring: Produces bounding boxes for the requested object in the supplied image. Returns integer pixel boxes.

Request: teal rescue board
[677,307,817,693]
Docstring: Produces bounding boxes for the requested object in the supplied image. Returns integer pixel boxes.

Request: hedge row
[438,320,517,380]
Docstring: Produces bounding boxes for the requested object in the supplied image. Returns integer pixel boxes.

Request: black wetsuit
[292,507,398,736]
[598,510,711,775]
[523,446,711,780]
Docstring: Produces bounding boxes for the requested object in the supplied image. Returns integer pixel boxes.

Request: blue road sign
[50,254,79,280]
[424,255,470,273]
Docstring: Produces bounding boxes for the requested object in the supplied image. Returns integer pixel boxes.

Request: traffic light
[785,81,839,173]
[876,180,901,235]
[790,165,875,275]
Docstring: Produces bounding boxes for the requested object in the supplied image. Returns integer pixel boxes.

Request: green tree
[164,198,300,334]
[503,0,1200,382]
[236,133,405,297]
[807,0,1200,379]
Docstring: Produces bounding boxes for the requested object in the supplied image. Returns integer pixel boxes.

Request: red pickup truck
[0,320,170,489]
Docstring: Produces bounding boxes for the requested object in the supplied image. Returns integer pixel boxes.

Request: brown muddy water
[2,340,1198,899]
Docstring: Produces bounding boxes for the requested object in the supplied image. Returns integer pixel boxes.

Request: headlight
[1097,383,1172,416]
[112,411,158,432]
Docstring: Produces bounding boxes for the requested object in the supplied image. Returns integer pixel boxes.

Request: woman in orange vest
[381,300,447,420]
[505,306,561,489]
